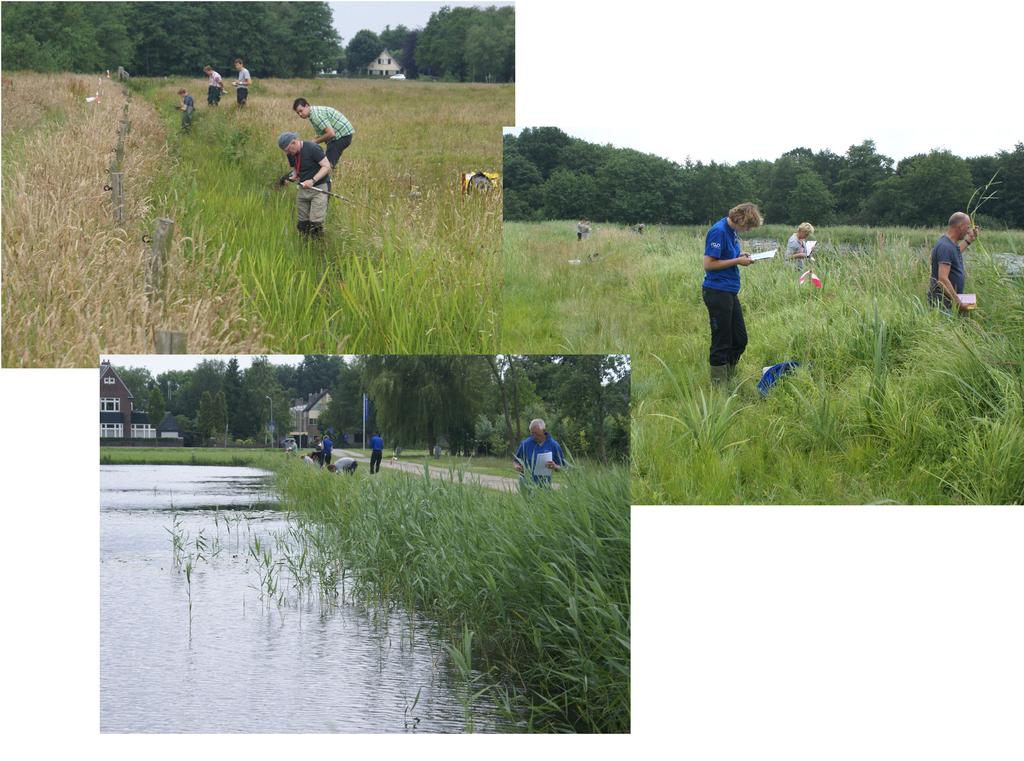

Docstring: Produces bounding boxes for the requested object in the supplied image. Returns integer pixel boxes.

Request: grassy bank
[129,77,510,353]
[503,222,1024,503]
[100,446,282,468]
[273,458,630,732]
[2,73,254,366]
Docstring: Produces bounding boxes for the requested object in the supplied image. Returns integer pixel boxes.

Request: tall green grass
[503,221,1024,504]
[131,77,510,352]
[100,446,282,468]
[273,460,630,732]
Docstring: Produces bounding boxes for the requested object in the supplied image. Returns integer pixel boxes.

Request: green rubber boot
[710,364,729,387]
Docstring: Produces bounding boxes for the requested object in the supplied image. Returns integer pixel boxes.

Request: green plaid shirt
[308,105,354,141]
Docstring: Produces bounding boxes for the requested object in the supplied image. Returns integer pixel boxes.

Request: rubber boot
[710,364,729,387]
[727,363,738,383]
[296,220,310,236]
[308,222,324,239]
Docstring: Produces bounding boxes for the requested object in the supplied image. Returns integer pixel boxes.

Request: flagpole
[362,393,366,451]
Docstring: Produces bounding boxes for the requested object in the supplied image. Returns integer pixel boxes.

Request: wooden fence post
[110,171,124,222]
[147,217,175,299]
[154,330,187,354]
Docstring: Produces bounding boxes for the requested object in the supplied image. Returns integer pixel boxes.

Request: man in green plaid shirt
[292,97,354,168]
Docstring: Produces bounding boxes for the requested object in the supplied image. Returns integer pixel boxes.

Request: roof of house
[100,360,134,398]
[304,390,330,412]
[157,412,182,433]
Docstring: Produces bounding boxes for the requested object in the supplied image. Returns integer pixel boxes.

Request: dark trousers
[236,86,248,106]
[324,452,331,466]
[207,85,221,105]
[370,449,382,473]
[703,286,748,366]
[325,134,352,167]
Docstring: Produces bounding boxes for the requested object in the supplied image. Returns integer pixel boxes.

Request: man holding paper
[702,202,764,387]
[513,419,565,487]
[928,211,979,313]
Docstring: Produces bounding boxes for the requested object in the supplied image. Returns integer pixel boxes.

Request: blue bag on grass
[757,361,801,396]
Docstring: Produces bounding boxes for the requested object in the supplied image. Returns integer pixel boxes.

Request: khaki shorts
[296,185,328,224]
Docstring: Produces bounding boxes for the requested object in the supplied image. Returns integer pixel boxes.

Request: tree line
[504,128,1024,229]
[1,2,514,82]
[114,355,630,462]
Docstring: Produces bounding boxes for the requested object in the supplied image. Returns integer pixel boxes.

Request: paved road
[332,449,522,492]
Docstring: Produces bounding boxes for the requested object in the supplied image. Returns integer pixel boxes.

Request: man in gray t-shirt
[233,58,251,107]
[929,211,978,312]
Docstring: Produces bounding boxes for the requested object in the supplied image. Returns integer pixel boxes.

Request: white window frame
[103,376,115,384]
[131,424,156,439]
[101,397,120,412]
[100,423,123,438]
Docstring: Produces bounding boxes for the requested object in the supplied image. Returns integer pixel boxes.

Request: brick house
[365,49,403,77]
[100,360,154,439]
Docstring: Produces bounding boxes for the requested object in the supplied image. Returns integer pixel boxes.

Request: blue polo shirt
[322,436,333,455]
[369,435,383,452]
[702,217,741,294]
[514,433,565,484]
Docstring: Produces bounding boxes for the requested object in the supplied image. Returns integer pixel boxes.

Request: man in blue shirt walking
[513,419,565,488]
[702,202,763,387]
[369,432,384,474]
[929,211,978,313]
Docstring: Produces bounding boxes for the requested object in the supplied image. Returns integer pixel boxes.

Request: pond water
[100,465,504,733]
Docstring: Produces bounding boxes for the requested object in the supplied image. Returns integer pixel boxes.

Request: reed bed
[2,72,259,366]
[503,221,1024,504]
[272,459,630,733]
[130,77,511,353]
[100,446,283,468]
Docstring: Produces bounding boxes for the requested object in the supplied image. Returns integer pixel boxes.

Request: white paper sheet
[805,240,817,256]
[750,249,777,261]
[532,452,553,476]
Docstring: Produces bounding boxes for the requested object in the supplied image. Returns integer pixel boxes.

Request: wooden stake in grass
[147,217,175,299]
[154,330,187,354]
[109,171,124,222]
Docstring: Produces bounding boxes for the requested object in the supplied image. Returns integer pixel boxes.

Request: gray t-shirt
[785,233,806,260]
[929,234,964,306]
[237,68,250,87]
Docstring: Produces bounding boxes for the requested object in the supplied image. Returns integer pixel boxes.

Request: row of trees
[1,2,515,82]
[115,355,630,462]
[504,128,1024,228]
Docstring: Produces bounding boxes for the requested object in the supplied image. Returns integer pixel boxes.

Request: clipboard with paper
[531,452,554,476]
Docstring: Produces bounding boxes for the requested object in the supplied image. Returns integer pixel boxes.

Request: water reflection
[100,465,504,733]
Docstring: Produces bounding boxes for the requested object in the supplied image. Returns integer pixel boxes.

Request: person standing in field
[928,211,979,313]
[277,131,332,238]
[233,58,251,107]
[322,432,333,467]
[577,219,586,241]
[203,65,224,106]
[177,88,195,133]
[785,222,815,269]
[292,98,354,168]
[702,202,763,387]
[513,419,565,488]
[369,432,384,474]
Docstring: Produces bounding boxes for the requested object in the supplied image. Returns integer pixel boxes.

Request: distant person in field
[702,202,763,387]
[322,432,333,466]
[577,219,586,241]
[369,432,384,474]
[177,88,194,133]
[328,457,358,474]
[277,131,332,238]
[203,65,224,106]
[233,58,251,107]
[513,418,565,488]
[785,222,815,269]
[292,98,354,169]
[928,211,979,313]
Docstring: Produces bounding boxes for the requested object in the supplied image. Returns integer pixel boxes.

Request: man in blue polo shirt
[369,432,384,474]
[322,432,333,467]
[702,202,763,387]
[513,418,565,488]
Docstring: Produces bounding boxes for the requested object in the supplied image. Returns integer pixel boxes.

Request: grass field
[503,221,1024,504]
[2,73,511,365]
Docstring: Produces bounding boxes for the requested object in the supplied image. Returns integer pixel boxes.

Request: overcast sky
[328,1,514,44]
[101,355,315,375]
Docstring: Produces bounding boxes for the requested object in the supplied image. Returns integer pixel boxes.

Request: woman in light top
[785,222,815,268]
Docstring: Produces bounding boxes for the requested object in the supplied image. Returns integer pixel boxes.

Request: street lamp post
[265,395,273,448]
